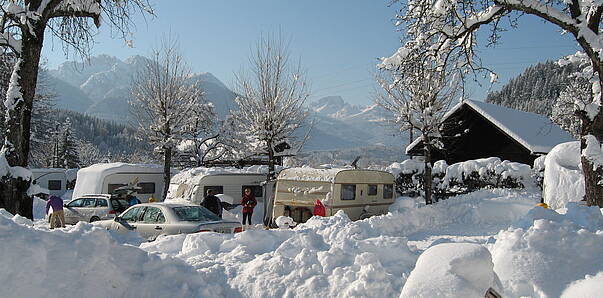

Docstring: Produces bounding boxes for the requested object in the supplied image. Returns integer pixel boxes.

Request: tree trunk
[0,27,44,220]
[162,147,172,201]
[423,138,433,205]
[267,141,275,181]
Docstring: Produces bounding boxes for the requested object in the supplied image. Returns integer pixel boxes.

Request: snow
[400,243,502,297]
[72,162,163,198]
[491,203,603,297]
[278,167,347,183]
[406,100,575,155]
[561,272,603,298]
[3,185,603,297]
[170,165,269,185]
[0,210,223,298]
[543,141,585,209]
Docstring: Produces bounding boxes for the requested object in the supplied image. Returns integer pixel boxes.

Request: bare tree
[130,40,204,200]
[76,140,103,168]
[0,0,152,219]
[232,35,310,179]
[386,0,603,207]
[375,59,458,204]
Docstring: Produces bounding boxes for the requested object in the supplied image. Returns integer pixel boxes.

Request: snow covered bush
[442,158,533,193]
[388,158,534,200]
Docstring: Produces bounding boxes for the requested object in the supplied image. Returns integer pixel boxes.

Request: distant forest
[486,60,579,116]
[54,109,146,156]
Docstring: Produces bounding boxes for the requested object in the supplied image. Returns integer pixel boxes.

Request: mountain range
[45,55,405,156]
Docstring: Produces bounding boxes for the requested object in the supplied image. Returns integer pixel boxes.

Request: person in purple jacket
[43,193,65,229]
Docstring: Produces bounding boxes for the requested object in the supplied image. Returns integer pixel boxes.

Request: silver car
[97,203,243,240]
[63,195,130,224]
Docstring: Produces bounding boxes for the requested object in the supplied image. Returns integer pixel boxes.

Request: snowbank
[0,210,224,298]
[561,272,603,298]
[143,211,419,297]
[491,203,603,297]
[400,243,502,297]
[543,141,584,209]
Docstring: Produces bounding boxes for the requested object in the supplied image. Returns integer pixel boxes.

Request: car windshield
[171,206,220,222]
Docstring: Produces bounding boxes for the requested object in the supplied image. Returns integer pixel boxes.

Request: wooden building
[406,100,575,165]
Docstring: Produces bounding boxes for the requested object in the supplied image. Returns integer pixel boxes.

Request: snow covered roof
[406,100,575,155]
[278,167,393,183]
[170,165,268,185]
[73,163,163,198]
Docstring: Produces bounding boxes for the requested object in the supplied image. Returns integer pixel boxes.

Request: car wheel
[90,216,100,223]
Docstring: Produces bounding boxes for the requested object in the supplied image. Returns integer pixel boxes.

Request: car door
[78,198,97,222]
[64,198,84,224]
[114,206,145,232]
[135,207,167,240]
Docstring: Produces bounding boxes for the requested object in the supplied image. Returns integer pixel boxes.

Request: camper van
[270,168,395,225]
[31,168,70,197]
[166,166,267,205]
[72,163,165,202]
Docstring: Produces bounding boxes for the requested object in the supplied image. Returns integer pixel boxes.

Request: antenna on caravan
[350,156,361,169]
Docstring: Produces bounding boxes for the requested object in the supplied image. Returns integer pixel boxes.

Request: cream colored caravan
[271,168,395,224]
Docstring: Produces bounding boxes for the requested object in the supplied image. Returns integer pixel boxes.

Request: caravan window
[138,183,156,194]
[203,186,223,195]
[242,185,263,198]
[341,184,356,201]
[48,180,62,190]
[108,184,127,194]
[368,185,378,196]
[384,184,394,199]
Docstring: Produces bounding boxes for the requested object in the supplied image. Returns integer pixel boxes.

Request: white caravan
[72,163,165,202]
[166,166,268,205]
[270,167,395,225]
[31,168,70,197]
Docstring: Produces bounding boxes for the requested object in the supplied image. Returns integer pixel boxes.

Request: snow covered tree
[385,0,603,207]
[232,35,310,179]
[58,117,79,168]
[76,140,103,167]
[177,103,238,168]
[0,0,152,219]
[552,77,592,138]
[130,40,202,200]
[375,59,459,205]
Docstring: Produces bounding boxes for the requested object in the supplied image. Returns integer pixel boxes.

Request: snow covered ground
[2,188,603,297]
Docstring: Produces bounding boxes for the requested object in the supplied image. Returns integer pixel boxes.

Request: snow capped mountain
[46,55,405,154]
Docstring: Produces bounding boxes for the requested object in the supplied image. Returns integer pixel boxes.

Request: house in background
[406,100,575,165]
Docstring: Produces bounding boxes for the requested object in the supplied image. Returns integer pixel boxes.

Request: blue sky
[42,0,580,105]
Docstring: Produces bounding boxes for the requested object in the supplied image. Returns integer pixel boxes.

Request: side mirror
[63,204,68,208]
[114,216,120,222]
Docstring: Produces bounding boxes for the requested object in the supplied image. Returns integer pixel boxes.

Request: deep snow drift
[2,188,602,297]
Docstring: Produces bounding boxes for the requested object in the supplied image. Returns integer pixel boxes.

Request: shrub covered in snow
[388,158,534,199]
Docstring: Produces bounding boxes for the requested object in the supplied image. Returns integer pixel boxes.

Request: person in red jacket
[241,188,257,226]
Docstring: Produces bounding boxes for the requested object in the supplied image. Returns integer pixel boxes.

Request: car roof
[78,194,112,198]
[136,202,199,208]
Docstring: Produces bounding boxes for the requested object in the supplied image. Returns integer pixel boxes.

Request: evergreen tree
[58,118,79,168]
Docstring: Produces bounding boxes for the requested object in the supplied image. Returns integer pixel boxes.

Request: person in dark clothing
[201,189,222,218]
[127,194,141,206]
[241,188,257,226]
[44,194,65,229]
